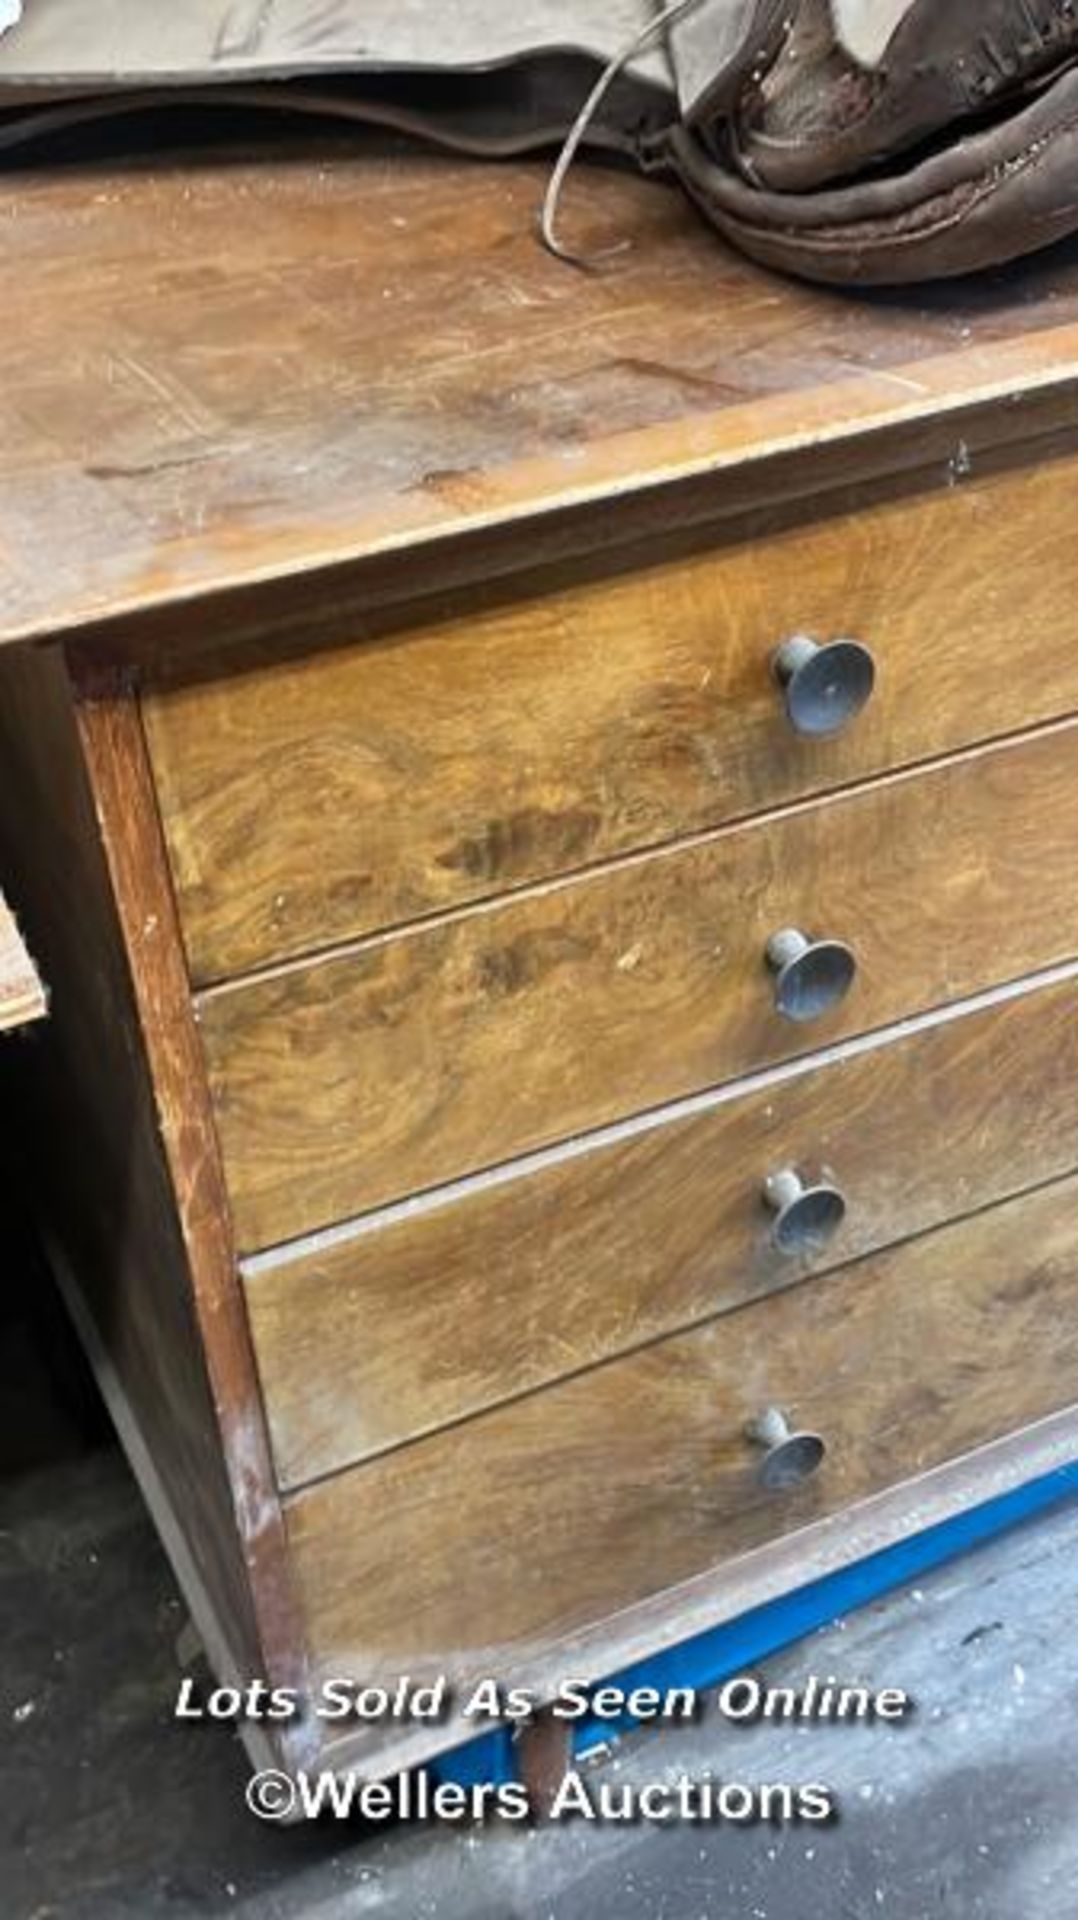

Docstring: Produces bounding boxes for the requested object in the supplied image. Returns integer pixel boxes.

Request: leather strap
[666,0,785,122]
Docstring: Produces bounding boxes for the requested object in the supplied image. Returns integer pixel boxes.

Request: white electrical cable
[540,0,706,266]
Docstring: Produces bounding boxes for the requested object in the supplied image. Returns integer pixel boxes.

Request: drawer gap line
[195,711,1078,1005]
[240,952,1078,1275]
[270,1167,1078,1497]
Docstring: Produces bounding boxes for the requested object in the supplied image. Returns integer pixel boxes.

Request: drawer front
[247,966,1078,1488]
[147,453,1078,983]
[284,1174,1078,1685]
[205,720,1078,1249]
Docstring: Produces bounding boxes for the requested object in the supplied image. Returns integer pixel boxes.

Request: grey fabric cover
[0,1,670,93]
[0,0,679,159]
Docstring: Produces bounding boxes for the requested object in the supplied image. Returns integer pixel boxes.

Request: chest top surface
[0,891,45,1032]
[6,132,1078,651]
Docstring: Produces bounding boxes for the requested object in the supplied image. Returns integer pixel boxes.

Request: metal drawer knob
[773,635,875,738]
[764,1166,846,1257]
[766,927,856,1024]
[747,1407,827,1492]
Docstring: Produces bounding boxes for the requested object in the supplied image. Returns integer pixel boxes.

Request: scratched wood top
[7,133,1078,648]
[0,891,45,1030]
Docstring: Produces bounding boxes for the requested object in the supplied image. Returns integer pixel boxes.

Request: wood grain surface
[284,1171,1078,1685]
[203,717,1078,1249]
[246,964,1078,1487]
[9,143,1078,651]
[0,890,45,1031]
[7,135,1078,1794]
[145,447,1078,980]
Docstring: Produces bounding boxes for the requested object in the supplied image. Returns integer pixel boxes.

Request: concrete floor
[3,1262,1078,1918]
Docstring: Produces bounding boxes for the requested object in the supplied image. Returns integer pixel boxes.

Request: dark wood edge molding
[67,658,315,1764]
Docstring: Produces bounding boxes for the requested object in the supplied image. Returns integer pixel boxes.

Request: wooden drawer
[204,719,1078,1249]
[284,1173,1078,1686]
[146,453,1078,984]
[246,964,1078,1488]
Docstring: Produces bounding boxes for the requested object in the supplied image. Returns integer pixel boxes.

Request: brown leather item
[726,0,1078,193]
[667,0,1078,283]
[670,64,1078,285]
[4,0,1078,285]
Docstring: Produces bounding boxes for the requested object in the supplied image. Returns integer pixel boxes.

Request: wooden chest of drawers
[4,141,1078,1792]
